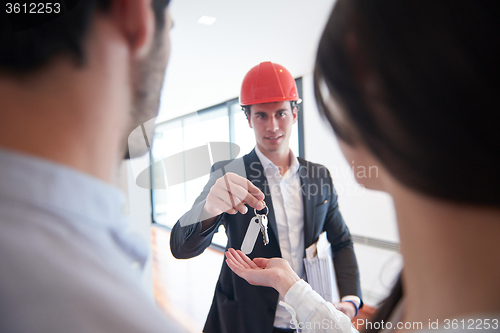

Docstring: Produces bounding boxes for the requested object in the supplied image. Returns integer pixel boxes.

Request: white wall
[301,74,400,243]
[301,73,401,305]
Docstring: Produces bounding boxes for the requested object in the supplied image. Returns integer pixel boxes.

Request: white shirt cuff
[280,280,357,333]
[282,280,328,322]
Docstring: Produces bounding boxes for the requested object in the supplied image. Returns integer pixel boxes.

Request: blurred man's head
[0,0,172,177]
[128,1,172,157]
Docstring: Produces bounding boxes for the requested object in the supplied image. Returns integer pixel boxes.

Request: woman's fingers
[225,250,243,268]
[226,258,242,273]
[226,249,282,290]
[226,248,274,276]
[225,253,248,278]
[227,248,263,270]
[227,248,253,270]
[235,250,259,269]
[253,257,271,268]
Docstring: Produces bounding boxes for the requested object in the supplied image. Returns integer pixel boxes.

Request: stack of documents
[303,232,340,303]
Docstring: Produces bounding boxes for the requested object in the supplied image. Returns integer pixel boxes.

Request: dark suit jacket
[170,149,361,333]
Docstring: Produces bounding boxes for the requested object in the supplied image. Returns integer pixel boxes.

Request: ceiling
[157,0,337,122]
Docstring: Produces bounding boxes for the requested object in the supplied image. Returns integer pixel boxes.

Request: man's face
[127,8,173,158]
[247,101,297,155]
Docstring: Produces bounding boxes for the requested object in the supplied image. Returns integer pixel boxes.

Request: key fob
[240,216,261,254]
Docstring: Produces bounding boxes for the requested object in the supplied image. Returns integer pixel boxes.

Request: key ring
[254,202,268,216]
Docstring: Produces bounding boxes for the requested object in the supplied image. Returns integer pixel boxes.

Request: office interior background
[118,0,402,330]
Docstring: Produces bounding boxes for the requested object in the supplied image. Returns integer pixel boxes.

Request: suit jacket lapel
[298,158,315,250]
[244,150,279,247]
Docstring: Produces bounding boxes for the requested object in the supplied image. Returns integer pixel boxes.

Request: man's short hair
[0,0,170,74]
[242,101,300,119]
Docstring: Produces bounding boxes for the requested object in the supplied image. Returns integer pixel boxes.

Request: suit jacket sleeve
[322,170,362,303]
[170,162,227,259]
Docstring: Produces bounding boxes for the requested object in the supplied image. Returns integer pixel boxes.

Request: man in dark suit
[170,62,361,333]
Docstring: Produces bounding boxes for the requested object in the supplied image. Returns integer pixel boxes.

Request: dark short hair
[242,101,299,118]
[315,0,500,207]
[0,0,170,74]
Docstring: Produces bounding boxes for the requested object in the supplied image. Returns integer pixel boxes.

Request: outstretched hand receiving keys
[225,248,300,297]
[225,249,359,319]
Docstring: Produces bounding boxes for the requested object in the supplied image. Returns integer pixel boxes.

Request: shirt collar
[0,147,126,230]
[254,146,300,177]
[0,147,148,267]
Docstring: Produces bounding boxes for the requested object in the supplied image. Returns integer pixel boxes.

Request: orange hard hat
[239,61,300,106]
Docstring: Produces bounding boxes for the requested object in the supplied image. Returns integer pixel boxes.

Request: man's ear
[110,0,155,59]
[245,108,253,128]
[292,106,298,124]
[247,114,253,129]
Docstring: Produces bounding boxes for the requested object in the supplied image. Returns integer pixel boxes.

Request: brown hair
[314,0,500,329]
[0,0,170,73]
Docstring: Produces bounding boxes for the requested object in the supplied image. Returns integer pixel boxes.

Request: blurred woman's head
[314,0,500,205]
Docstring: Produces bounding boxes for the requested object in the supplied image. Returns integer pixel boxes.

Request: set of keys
[256,204,269,246]
[240,202,269,254]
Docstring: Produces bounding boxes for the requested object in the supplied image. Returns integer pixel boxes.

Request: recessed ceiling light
[197,16,217,26]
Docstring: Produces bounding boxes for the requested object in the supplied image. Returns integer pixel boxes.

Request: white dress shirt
[255,146,306,328]
[255,147,361,329]
[0,148,182,332]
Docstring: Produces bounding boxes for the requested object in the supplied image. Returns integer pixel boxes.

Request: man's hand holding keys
[201,173,265,231]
